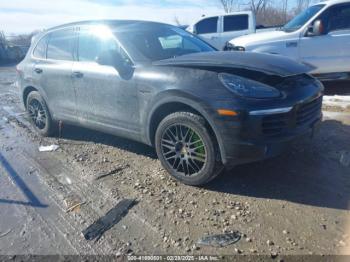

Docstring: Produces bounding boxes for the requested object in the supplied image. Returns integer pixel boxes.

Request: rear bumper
[217,96,323,168]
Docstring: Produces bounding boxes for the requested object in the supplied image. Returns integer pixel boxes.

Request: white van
[228,0,350,80]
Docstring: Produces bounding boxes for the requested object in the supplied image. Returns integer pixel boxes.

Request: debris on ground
[0,229,12,238]
[66,202,86,213]
[94,164,130,181]
[64,195,84,213]
[197,232,241,247]
[2,116,9,123]
[39,144,60,152]
[82,199,136,241]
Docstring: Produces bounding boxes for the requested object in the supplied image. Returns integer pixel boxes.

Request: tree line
[219,0,312,26]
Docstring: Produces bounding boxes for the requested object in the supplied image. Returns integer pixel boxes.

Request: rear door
[72,25,140,134]
[193,16,221,49]
[220,14,252,49]
[31,28,77,121]
[299,3,350,74]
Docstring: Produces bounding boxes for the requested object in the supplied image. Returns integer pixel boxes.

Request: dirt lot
[0,65,350,259]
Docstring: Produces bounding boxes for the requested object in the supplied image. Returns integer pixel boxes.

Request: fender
[144,89,228,163]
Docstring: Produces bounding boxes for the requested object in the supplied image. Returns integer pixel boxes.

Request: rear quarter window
[33,35,49,59]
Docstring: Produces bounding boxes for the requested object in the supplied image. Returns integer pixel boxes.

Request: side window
[78,27,130,64]
[78,29,117,62]
[195,17,218,34]
[47,29,75,61]
[33,35,49,59]
[224,15,249,32]
[327,4,350,32]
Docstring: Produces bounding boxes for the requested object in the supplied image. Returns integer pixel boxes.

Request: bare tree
[173,16,182,26]
[281,0,289,24]
[249,0,269,15]
[219,0,237,13]
[255,5,293,26]
[294,0,311,14]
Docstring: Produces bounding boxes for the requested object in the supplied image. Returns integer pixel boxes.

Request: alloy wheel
[28,99,47,130]
[161,124,207,176]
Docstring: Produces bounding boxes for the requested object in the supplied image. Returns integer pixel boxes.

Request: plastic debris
[2,116,9,123]
[39,144,60,152]
[82,199,136,241]
[197,232,241,247]
[66,202,86,213]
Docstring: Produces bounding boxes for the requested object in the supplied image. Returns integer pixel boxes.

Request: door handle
[72,72,84,78]
[34,68,43,74]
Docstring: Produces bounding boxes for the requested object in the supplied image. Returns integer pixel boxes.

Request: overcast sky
[0,0,225,35]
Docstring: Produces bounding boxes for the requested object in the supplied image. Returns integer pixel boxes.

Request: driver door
[72,26,140,134]
[299,3,350,74]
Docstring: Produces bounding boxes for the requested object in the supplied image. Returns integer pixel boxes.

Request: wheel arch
[22,86,38,108]
[147,95,225,164]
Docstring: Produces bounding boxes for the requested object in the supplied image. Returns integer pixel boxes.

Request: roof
[47,20,169,31]
[316,0,350,6]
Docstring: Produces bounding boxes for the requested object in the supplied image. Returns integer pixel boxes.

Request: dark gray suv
[17,20,323,185]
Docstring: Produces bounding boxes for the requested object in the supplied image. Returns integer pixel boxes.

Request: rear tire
[26,91,55,137]
[155,112,223,186]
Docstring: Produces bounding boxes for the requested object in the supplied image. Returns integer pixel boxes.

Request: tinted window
[224,15,249,32]
[47,29,75,61]
[327,4,350,32]
[78,27,119,62]
[33,35,48,59]
[195,17,218,34]
[117,24,215,61]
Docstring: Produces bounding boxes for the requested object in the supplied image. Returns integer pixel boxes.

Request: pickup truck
[228,0,350,80]
[186,11,275,50]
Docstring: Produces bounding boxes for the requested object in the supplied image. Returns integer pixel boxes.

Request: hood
[229,30,289,47]
[153,51,312,77]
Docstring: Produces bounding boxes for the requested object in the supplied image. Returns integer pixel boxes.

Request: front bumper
[217,95,323,168]
[224,117,321,168]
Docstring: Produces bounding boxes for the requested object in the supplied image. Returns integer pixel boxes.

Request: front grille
[261,97,322,137]
[262,113,289,136]
[296,97,322,126]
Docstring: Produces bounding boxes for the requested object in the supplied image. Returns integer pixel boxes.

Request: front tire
[26,91,55,137]
[155,112,223,186]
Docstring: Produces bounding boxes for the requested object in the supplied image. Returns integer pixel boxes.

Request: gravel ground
[0,65,350,259]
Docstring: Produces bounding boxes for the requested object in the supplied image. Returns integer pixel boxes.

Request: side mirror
[312,20,324,36]
[96,50,133,78]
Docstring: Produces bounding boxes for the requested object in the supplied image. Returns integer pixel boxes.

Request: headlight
[219,73,281,99]
[224,43,245,51]
[234,46,245,51]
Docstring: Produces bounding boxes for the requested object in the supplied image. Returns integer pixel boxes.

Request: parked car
[17,20,323,185]
[187,11,277,50]
[228,0,350,81]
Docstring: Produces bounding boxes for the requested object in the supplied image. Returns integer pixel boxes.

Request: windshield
[115,24,215,61]
[283,4,325,32]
